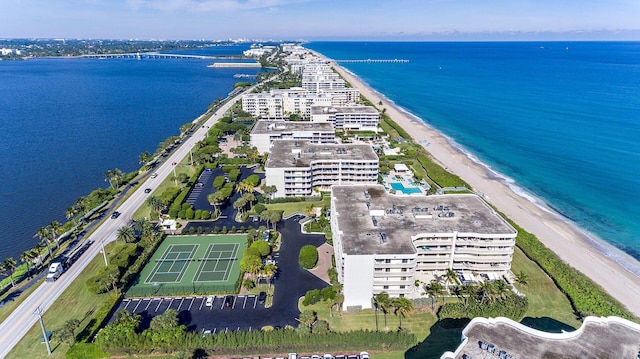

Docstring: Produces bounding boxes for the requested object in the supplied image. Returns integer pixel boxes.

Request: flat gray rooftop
[265,140,378,168]
[251,120,334,135]
[457,318,640,359]
[311,105,379,116]
[332,185,516,255]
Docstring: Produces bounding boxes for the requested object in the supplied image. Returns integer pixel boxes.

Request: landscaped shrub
[213,176,226,190]
[229,168,241,182]
[185,207,195,220]
[248,240,269,256]
[253,203,266,214]
[246,174,260,187]
[438,293,528,320]
[302,289,322,306]
[299,245,318,269]
[201,211,211,220]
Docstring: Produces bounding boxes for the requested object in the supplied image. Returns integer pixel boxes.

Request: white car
[359,352,370,359]
[150,173,158,179]
[205,296,214,307]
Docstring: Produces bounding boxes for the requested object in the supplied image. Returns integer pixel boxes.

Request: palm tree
[261,185,277,202]
[242,192,255,209]
[392,297,414,329]
[479,280,496,304]
[375,292,391,330]
[35,227,54,264]
[134,218,155,243]
[66,206,79,224]
[260,210,272,230]
[269,210,283,232]
[20,250,35,276]
[31,243,46,267]
[1,258,17,287]
[262,263,277,289]
[515,270,529,286]
[146,196,165,219]
[335,293,344,317]
[426,281,445,312]
[494,279,510,300]
[207,191,225,217]
[116,226,136,243]
[460,284,477,308]
[75,196,88,218]
[233,197,248,216]
[443,268,459,292]
[139,151,152,168]
[104,168,123,190]
[326,297,337,317]
[372,295,380,331]
[235,180,253,194]
[49,221,62,247]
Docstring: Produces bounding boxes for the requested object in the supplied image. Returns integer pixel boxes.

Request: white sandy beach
[323,57,640,316]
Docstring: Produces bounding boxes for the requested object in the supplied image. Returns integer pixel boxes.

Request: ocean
[306,41,640,270]
[0,44,258,263]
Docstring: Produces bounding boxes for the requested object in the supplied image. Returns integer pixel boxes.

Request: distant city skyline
[2,0,639,41]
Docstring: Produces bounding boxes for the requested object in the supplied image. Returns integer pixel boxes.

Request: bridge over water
[81,52,245,60]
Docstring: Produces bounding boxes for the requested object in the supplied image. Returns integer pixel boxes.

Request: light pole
[99,239,108,266]
[34,306,51,355]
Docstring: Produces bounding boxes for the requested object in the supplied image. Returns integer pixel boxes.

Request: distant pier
[208,62,261,68]
[335,59,409,63]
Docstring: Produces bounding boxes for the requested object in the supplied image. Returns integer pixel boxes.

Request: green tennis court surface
[127,235,246,297]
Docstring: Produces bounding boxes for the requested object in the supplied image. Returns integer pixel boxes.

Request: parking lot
[116,294,271,332]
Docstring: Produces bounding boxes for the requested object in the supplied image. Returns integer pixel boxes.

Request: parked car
[205,296,214,307]
[111,211,120,219]
[224,295,233,308]
[359,352,370,359]
[258,291,267,303]
[202,329,212,338]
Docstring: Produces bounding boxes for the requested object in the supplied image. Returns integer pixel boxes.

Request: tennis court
[128,235,246,297]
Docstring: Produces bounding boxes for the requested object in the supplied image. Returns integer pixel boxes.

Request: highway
[0,79,267,358]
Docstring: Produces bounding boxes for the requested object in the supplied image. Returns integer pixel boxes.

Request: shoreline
[315,52,640,316]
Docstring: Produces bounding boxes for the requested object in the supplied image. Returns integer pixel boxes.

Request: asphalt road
[0,79,270,358]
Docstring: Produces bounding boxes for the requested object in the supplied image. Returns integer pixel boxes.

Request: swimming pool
[389,182,422,195]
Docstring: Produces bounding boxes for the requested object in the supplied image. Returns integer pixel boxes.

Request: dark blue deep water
[307,42,640,270]
[0,45,258,262]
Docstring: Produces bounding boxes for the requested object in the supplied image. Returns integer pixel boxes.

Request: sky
[1,0,639,40]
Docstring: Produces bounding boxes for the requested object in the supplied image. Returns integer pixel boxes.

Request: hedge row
[509,218,635,319]
[438,294,528,320]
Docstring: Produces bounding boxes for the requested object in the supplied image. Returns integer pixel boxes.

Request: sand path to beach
[324,58,640,316]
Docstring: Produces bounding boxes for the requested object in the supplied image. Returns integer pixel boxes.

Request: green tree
[20,250,35,276]
[150,309,179,331]
[207,191,226,217]
[133,218,155,243]
[261,184,277,201]
[392,297,414,329]
[116,226,136,243]
[515,270,529,286]
[426,281,445,311]
[335,293,345,317]
[298,245,318,269]
[376,292,392,330]
[443,268,459,292]
[243,278,255,291]
[104,168,123,190]
[262,263,277,289]
[269,210,283,231]
[35,226,54,264]
[146,196,165,219]
[0,258,17,287]
[250,240,271,257]
[139,151,152,168]
[299,310,316,332]
[240,255,262,279]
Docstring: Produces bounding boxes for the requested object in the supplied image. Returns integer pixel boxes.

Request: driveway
[112,216,329,332]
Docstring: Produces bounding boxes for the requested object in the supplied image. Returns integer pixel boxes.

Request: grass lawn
[511,246,582,331]
[265,197,330,217]
[0,277,42,323]
[7,243,120,359]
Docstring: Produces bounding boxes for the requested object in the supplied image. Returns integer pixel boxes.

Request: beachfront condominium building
[302,66,346,93]
[311,105,380,132]
[242,90,333,119]
[265,141,379,198]
[250,120,336,154]
[330,185,517,310]
[320,88,361,107]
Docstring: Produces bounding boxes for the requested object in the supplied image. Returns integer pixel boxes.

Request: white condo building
[265,141,379,198]
[311,105,380,131]
[242,90,333,119]
[330,185,517,310]
[250,120,336,154]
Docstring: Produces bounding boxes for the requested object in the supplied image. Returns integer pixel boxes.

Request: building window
[401,268,407,272]
[400,285,405,289]
[383,285,389,289]
[385,268,390,272]
[385,259,391,263]
[401,259,408,263]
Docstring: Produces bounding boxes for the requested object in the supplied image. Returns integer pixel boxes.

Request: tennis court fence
[126,277,241,297]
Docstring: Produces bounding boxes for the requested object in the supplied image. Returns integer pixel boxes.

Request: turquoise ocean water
[306,42,640,273]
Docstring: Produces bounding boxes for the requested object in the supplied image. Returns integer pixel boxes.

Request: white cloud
[126,0,309,12]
